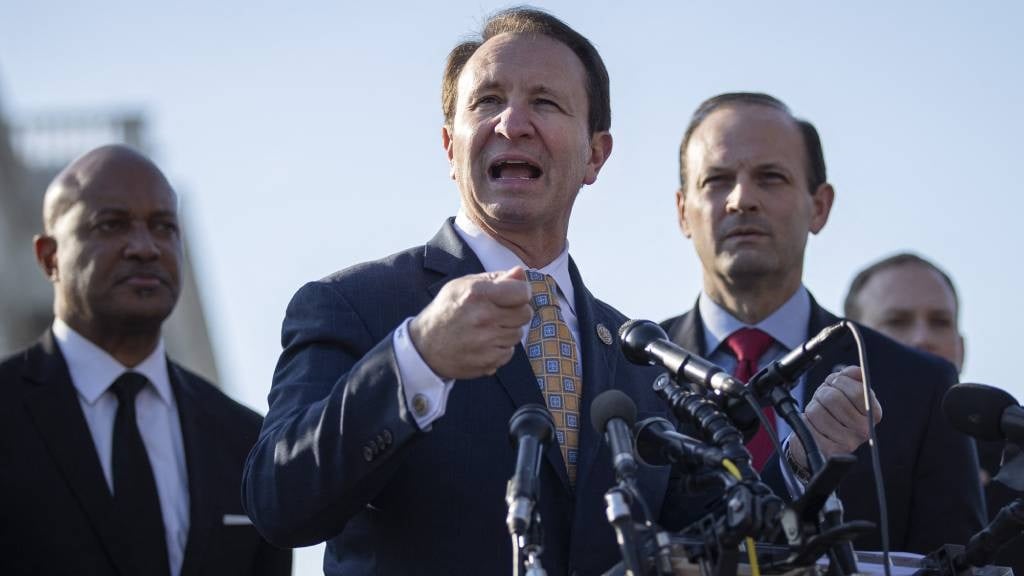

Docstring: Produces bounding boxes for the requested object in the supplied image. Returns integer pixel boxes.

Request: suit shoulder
[320,244,427,287]
[856,323,959,387]
[0,343,37,389]
[0,348,29,376]
[288,244,428,307]
[173,364,263,429]
[659,310,692,333]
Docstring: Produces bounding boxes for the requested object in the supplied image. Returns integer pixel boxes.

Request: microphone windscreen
[943,383,1018,441]
[508,403,555,444]
[618,319,668,365]
[591,389,638,434]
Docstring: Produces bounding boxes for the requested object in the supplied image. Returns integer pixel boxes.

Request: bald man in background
[0,145,290,576]
[846,252,1023,572]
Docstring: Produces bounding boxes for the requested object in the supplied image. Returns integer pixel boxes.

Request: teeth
[491,160,541,179]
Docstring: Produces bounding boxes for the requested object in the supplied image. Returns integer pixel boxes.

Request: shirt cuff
[393,317,455,431]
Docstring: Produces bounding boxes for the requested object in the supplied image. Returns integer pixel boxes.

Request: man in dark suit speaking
[0,145,291,576]
[243,8,674,575]
[661,93,985,553]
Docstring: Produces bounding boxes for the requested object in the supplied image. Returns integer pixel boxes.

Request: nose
[908,320,935,351]
[123,221,160,261]
[725,175,760,213]
[494,104,535,140]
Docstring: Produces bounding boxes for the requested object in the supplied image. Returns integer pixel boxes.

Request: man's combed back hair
[441,6,611,135]
[678,92,827,194]
[844,252,961,321]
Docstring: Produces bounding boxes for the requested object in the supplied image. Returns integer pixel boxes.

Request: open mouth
[489,159,542,180]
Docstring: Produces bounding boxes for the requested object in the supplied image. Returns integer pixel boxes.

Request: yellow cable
[745,538,761,576]
[721,458,742,480]
[721,459,761,576]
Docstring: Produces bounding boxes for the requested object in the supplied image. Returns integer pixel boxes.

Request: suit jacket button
[412,394,430,417]
[363,446,374,462]
[382,429,393,444]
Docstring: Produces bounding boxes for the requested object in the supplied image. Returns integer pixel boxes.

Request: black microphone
[634,416,724,471]
[619,319,744,396]
[591,390,639,482]
[943,383,1024,444]
[506,404,555,536]
[748,322,847,397]
[956,499,1024,570]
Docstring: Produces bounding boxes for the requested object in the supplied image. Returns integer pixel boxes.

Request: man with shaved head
[0,145,290,576]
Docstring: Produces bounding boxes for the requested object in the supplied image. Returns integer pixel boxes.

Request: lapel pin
[596,324,613,346]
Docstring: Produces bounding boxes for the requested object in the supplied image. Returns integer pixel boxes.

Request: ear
[33,234,59,282]
[675,188,692,238]
[808,182,835,235]
[442,125,456,180]
[582,131,613,185]
[955,333,966,374]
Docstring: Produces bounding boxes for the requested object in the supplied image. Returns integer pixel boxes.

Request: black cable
[843,320,889,576]
[740,388,803,499]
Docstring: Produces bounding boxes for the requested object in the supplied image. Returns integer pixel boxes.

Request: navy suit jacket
[0,331,292,576]
[661,297,986,554]
[243,220,676,575]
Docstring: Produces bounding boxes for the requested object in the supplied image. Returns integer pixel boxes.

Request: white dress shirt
[393,211,580,429]
[53,318,190,576]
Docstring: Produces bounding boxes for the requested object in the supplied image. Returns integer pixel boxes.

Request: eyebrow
[91,207,178,220]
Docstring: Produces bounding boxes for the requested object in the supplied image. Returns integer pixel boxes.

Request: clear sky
[3,1,1021,573]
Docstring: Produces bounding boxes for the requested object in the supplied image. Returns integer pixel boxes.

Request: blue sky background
[4,2,1021,573]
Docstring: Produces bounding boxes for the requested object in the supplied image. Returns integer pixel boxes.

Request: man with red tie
[660,92,985,553]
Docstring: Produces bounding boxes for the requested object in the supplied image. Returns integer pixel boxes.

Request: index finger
[826,372,872,415]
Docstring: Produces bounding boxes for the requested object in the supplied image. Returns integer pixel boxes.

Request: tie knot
[111,371,148,404]
[724,327,775,363]
[526,270,560,311]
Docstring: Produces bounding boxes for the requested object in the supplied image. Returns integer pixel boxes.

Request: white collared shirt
[53,318,189,576]
[392,211,580,429]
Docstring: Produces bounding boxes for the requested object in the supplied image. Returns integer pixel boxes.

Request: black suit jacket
[662,296,985,554]
[242,219,674,575]
[0,331,292,576]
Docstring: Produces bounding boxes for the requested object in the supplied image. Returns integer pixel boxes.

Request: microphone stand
[752,363,860,576]
[605,486,643,576]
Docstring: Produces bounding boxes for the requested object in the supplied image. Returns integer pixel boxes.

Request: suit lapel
[21,332,139,576]
[172,364,218,576]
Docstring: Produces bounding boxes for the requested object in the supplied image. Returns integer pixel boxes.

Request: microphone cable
[843,320,889,576]
[737,386,803,499]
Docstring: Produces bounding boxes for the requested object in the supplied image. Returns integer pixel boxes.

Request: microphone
[943,383,1024,444]
[591,390,639,482]
[506,404,555,536]
[619,319,744,396]
[634,416,724,471]
[956,499,1024,570]
[748,322,847,397]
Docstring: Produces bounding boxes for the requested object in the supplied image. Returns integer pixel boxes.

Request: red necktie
[724,328,776,471]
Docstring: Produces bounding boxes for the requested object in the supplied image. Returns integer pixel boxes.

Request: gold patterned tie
[525,270,582,484]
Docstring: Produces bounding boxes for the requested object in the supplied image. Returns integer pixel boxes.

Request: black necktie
[111,372,170,576]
